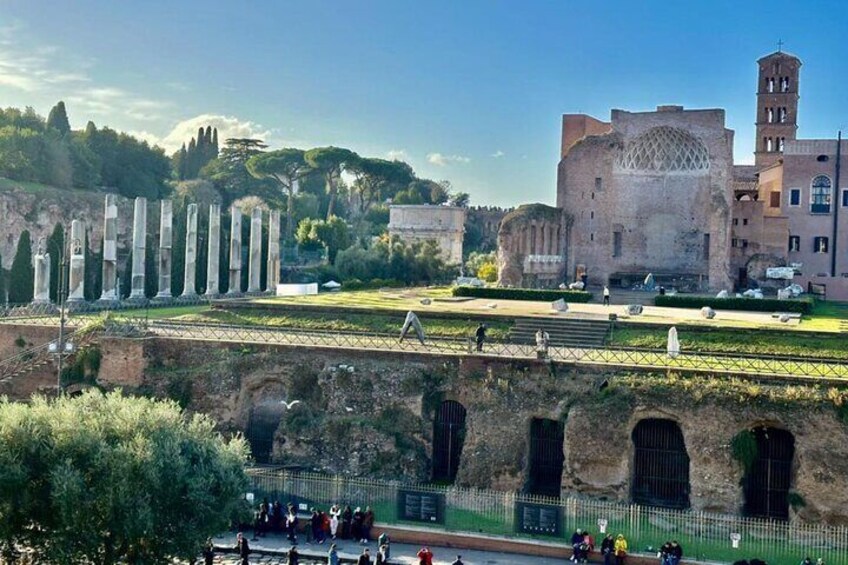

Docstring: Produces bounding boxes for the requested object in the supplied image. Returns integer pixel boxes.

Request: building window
[591,192,595,200]
[733,218,738,226]
[811,175,832,214]
[778,137,785,152]
[767,108,774,123]
[613,231,622,257]
[766,138,774,152]
[842,189,848,207]
[767,78,775,93]
[769,192,781,208]
[788,236,800,252]
[590,233,594,242]
[590,211,594,219]
[703,233,710,260]
[781,77,789,92]
[779,107,787,123]
[595,177,602,191]
[789,189,800,206]
[743,218,750,225]
[731,238,738,248]
[814,236,829,253]
[741,239,748,248]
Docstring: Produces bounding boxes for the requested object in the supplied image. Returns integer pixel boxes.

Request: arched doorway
[743,427,794,519]
[432,401,467,482]
[246,402,286,464]
[527,418,565,497]
[631,419,690,509]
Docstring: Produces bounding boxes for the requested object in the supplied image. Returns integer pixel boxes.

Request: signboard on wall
[397,490,445,524]
[515,502,561,536]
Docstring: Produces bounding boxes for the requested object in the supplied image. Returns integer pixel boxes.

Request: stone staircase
[509,317,611,348]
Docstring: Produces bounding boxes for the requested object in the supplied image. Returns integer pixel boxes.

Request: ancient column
[227,206,242,294]
[67,220,85,302]
[247,207,262,292]
[205,204,221,296]
[32,244,51,304]
[100,194,119,301]
[182,203,198,297]
[129,197,147,300]
[156,200,173,298]
[267,210,281,291]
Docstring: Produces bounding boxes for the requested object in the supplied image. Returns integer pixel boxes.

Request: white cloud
[127,130,163,147]
[386,149,408,161]
[155,114,273,153]
[491,150,505,158]
[427,152,471,166]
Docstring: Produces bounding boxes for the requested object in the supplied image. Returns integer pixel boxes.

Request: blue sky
[1,1,847,206]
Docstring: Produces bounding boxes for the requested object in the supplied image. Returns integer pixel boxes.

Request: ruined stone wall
[2,324,847,524]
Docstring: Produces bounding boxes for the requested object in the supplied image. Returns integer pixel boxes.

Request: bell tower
[755,49,801,169]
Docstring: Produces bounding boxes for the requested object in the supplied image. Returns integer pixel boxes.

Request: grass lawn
[174,307,512,340]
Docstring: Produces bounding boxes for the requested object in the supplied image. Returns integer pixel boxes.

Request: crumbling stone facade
[556,106,734,291]
[496,204,569,288]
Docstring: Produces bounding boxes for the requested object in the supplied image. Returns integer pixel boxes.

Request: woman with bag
[614,534,628,565]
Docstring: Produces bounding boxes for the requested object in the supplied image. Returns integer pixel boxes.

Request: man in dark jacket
[287,545,299,565]
[342,505,353,539]
[235,533,250,565]
[475,323,486,351]
[669,540,683,565]
[600,533,615,565]
[357,548,372,565]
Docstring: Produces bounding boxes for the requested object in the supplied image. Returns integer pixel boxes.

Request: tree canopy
[304,146,359,219]
[246,148,310,240]
[0,390,249,564]
[348,157,415,213]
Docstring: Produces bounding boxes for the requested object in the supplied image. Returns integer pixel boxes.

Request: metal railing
[247,469,848,565]
[4,310,848,382]
[140,319,848,382]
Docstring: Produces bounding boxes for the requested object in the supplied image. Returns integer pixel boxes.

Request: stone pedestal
[247,208,263,292]
[227,206,242,294]
[156,200,173,298]
[267,210,281,290]
[67,220,85,302]
[129,197,147,300]
[205,204,221,296]
[32,249,51,304]
[100,194,119,301]
[182,203,198,297]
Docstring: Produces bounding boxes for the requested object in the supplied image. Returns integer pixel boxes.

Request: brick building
[498,49,848,296]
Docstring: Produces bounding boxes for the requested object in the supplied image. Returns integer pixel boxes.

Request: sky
[1,0,847,207]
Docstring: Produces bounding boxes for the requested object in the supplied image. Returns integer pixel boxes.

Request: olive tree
[0,390,249,564]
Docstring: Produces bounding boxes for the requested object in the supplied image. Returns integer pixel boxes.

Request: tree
[348,157,415,213]
[46,223,65,302]
[8,230,34,303]
[46,101,71,135]
[202,138,274,206]
[449,191,470,207]
[477,262,497,282]
[295,216,350,263]
[246,149,309,241]
[0,390,249,564]
[304,147,359,219]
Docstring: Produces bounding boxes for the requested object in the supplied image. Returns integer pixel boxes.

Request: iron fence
[140,319,848,381]
[4,309,848,381]
[246,469,848,565]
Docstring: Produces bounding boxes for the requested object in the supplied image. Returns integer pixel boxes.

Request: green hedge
[343,278,405,291]
[452,286,593,303]
[654,294,814,314]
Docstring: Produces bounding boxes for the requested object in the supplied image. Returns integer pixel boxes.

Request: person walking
[328,544,340,565]
[286,507,298,545]
[203,537,215,565]
[614,533,628,565]
[235,533,250,565]
[451,555,465,565]
[357,547,372,565]
[362,506,375,543]
[475,323,487,352]
[377,532,390,559]
[535,328,550,359]
[603,285,610,306]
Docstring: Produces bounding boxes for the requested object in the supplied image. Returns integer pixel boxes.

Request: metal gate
[432,401,467,482]
[246,403,286,464]
[744,427,794,520]
[527,418,565,497]
[631,419,690,509]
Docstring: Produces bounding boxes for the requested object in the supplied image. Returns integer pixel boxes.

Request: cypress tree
[120,250,132,299]
[212,128,219,156]
[171,197,187,296]
[46,223,65,302]
[86,235,103,301]
[46,101,72,135]
[186,138,198,179]
[145,234,157,298]
[9,231,34,303]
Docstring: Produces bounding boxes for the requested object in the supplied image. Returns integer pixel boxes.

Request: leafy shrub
[654,295,813,314]
[730,430,758,472]
[452,285,593,303]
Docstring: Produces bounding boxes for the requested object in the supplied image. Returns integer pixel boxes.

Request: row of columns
[32,196,281,305]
